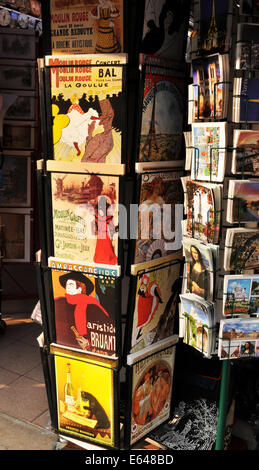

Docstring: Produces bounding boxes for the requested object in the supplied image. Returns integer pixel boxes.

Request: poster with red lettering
[44,53,127,171]
[48,256,121,358]
[49,0,124,55]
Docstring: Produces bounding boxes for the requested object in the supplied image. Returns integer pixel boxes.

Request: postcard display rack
[33,0,194,451]
[182,0,259,450]
[0,2,42,332]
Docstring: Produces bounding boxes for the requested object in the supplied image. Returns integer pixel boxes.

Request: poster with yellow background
[51,345,117,447]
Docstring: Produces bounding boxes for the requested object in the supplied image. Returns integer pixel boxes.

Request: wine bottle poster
[51,345,117,448]
[50,0,124,55]
[48,257,120,357]
[133,170,183,265]
[128,258,181,354]
[136,66,184,168]
[127,343,176,447]
[50,171,120,264]
[45,54,127,166]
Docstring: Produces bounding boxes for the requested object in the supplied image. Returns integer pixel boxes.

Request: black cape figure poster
[140,0,190,62]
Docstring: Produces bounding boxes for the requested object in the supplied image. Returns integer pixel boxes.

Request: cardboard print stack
[184,0,259,364]
[36,0,191,450]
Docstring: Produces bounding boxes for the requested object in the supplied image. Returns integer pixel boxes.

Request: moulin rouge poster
[45,53,127,165]
[50,171,119,263]
[50,0,124,55]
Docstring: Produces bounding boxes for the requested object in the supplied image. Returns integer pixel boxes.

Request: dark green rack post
[215,360,231,450]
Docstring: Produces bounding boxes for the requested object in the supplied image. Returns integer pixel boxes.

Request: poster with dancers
[46,0,124,55]
[125,255,181,355]
[124,336,178,448]
[48,257,121,357]
[49,169,120,264]
[44,54,127,172]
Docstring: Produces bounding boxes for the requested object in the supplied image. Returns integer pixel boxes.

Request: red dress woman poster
[93,196,118,265]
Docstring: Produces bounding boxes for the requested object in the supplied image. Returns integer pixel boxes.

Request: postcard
[233,77,259,123]
[182,237,214,301]
[224,228,259,271]
[191,53,229,121]
[226,180,259,224]
[232,129,259,175]
[50,171,120,264]
[140,0,190,61]
[181,177,222,245]
[219,317,259,360]
[195,0,232,55]
[127,256,181,355]
[191,122,227,182]
[236,23,259,71]
[223,274,259,317]
[48,256,120,357]
[125,336,178,447]
[2,90,37,121]
[0,29,36,60]
[133,170,183,264]
[0,59,36,91]
[49,0,124,55]
[136,60,185,171]
[50,344,118,448]
[44,54,127,169]
[180,293,215,357]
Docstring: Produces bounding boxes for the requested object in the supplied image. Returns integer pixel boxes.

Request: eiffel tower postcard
[135,57,185,173]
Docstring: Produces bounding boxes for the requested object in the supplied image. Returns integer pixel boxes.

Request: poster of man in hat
[51,267,117,356]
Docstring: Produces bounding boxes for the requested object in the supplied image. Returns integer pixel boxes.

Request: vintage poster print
[134,171,183,264]
[50,0,123,55]
[232,130,259,175]
[130,259,181,354]
[0,209,31,262]
[45,54,126,166]
[1,154,31,207]
[129,344,176,446]
[137,64,184,169]
[140,0,189,61]
[51,171,119,263]
[51,345,117,447]
[49,257,120,357]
